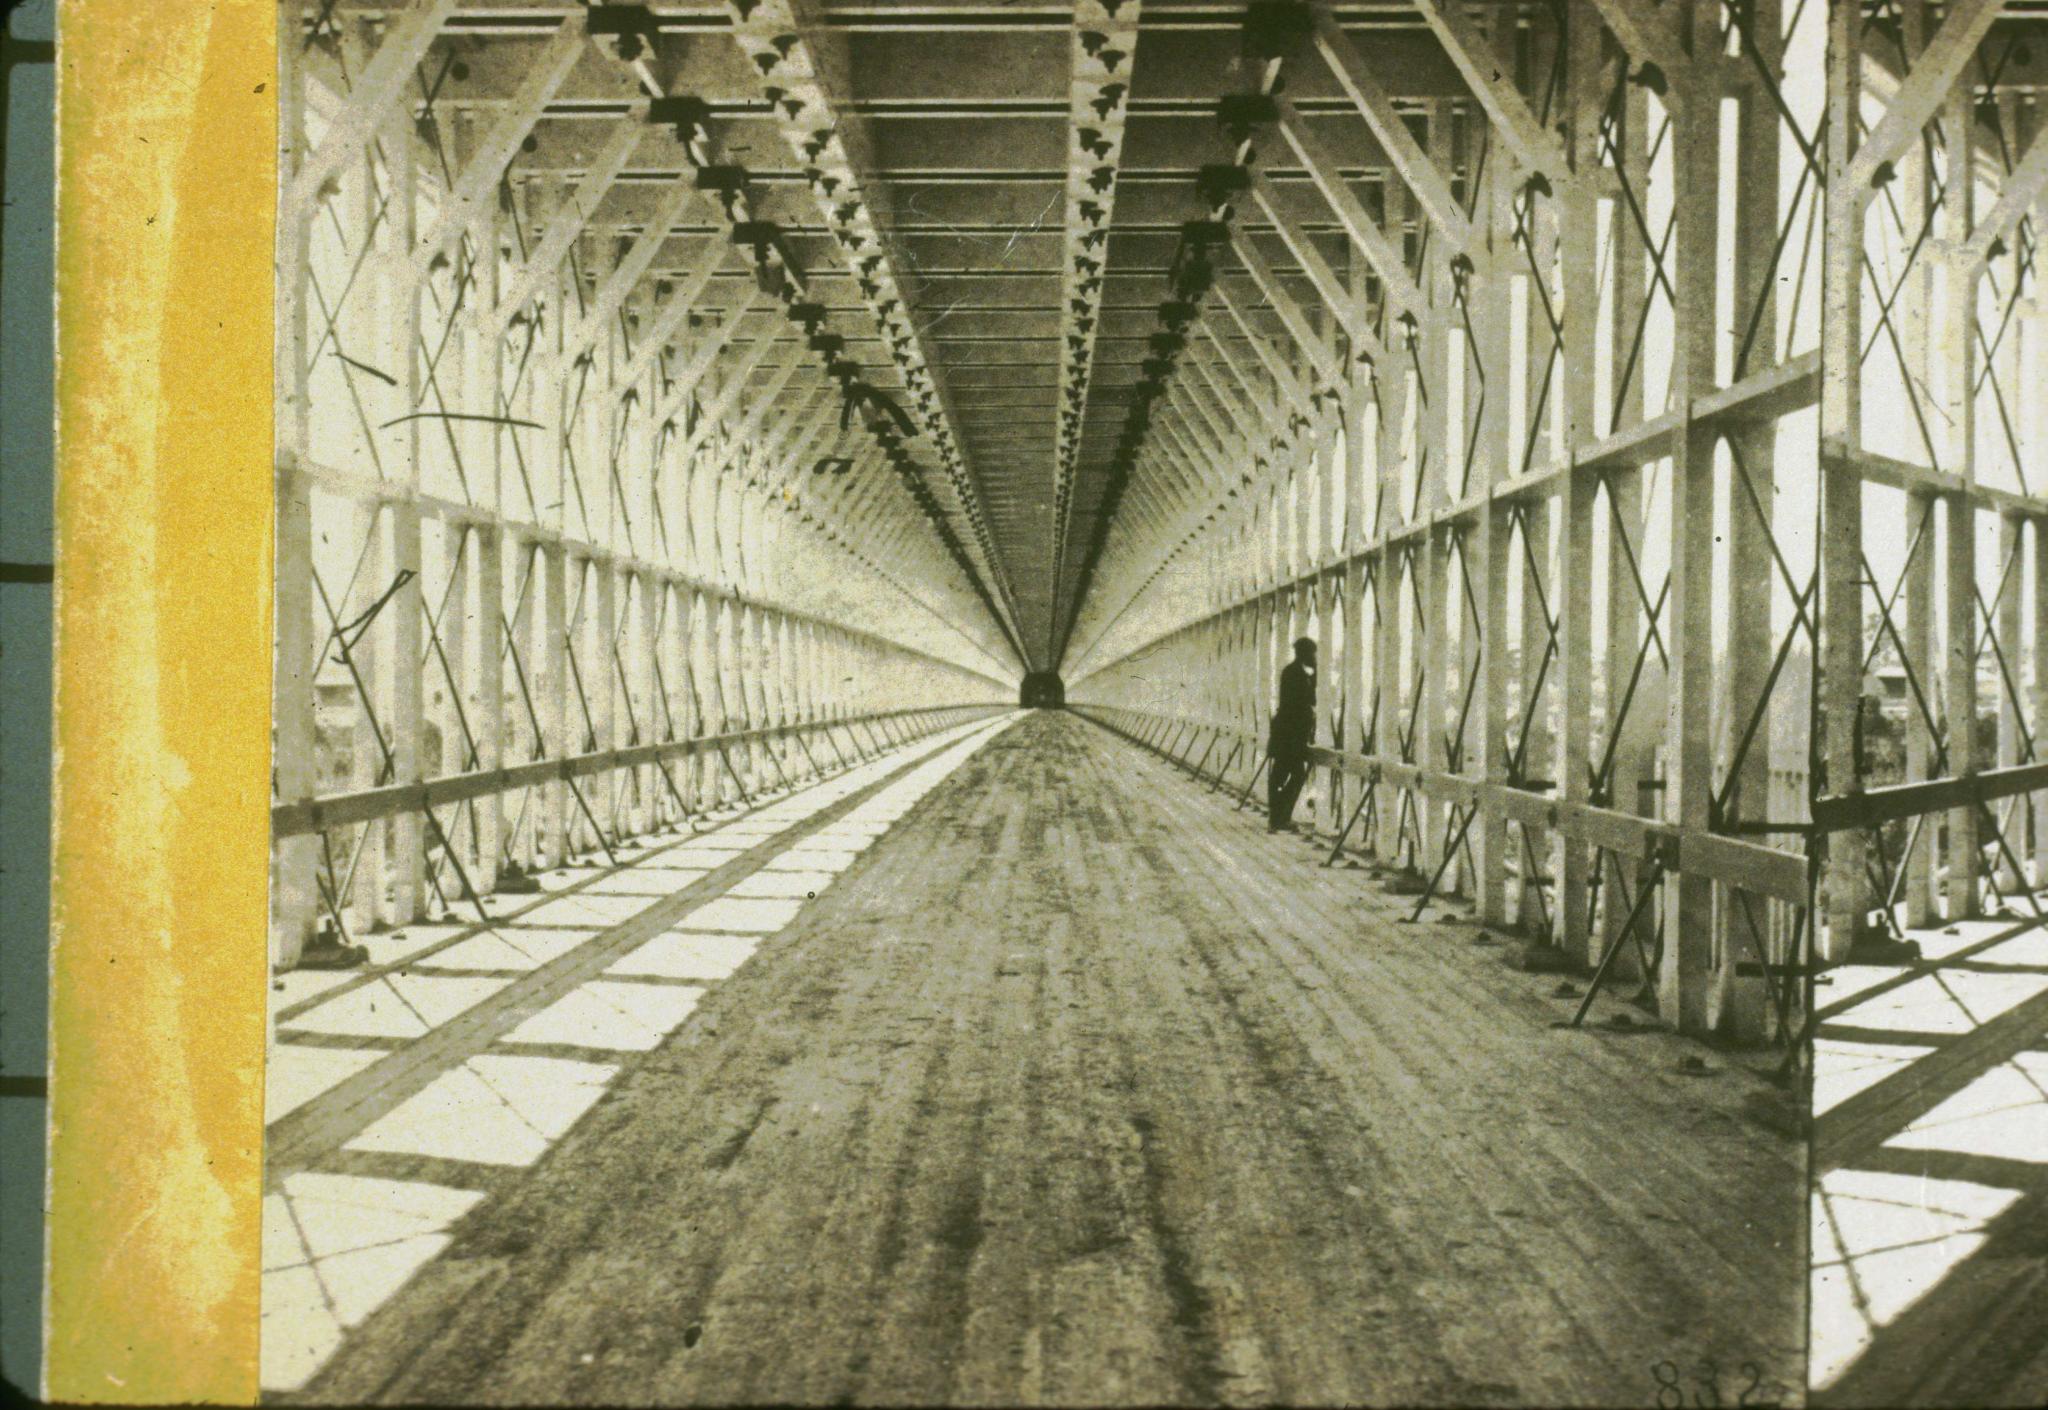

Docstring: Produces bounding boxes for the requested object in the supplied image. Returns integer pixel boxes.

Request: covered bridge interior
[258,0,2048,1404]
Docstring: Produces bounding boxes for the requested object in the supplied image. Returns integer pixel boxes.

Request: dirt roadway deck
[294,710,1804,1407]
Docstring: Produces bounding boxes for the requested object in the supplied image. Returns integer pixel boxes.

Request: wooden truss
[1070,0,1842,1053]
[271,0,1018,968]
[270,0,2048,1066]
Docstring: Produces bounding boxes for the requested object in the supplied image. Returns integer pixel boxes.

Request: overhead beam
[1963,118,2048,268]
[1211,275,1315,411]
[1410,0,1569,179]
[1842,0,2007,201]
[1227,232,1342,386]
[1186,332,1276,446]
[1267,106,1420,311]
[566,179,706,360]
[1053,23,1297,669]
[290,0,462,210]
[411,15,588,274]
[577,27,1020,674]
[723,0,1028,662]
[1582,0,1687,89]
[650,298,764,427]
[613,236,737,393]
[1195,317,1283,437]
[728,357,815,450]
[668,329,793,468]
[1307,9,1474,255]
[1244,163,1379,358]
[1051,0,1143,660]
[492,111,646,333]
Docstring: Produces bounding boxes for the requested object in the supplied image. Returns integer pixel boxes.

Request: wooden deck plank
[295,712,1804,1407]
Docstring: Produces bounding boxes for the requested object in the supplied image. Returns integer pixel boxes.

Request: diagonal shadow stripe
[1815,981,2048,1174]
[1817,1171,2048,1407]
[1816,914,2048,1023]
[272,708,989,1026]
[266,716,1014,1182]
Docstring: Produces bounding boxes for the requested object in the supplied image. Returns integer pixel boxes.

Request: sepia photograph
[36,0,2028,1402]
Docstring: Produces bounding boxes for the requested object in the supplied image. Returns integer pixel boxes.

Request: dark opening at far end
[1019,673,1064,709]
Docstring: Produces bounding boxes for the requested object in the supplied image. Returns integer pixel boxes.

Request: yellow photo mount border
[48,0,274,1401]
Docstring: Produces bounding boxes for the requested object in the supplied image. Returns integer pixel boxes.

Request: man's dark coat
[1270,660,1316,756]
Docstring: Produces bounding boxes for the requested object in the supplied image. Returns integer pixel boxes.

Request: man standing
[1267,637,1317,832]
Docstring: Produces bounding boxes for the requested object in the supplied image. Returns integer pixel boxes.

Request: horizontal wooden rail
[1073,703,1810,906]
[1072,353,1821,683]
[271,702,1008,838]
[288,454,1014,695]
[1813,759,2048,835]
[1825,439,2048,522]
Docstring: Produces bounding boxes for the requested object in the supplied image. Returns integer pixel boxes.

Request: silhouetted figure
[1267,637,1317,832]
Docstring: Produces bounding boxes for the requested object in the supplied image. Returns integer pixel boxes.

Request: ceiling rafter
[566,181,712,359]
[1210,276,1313,409]
[720,0,1032,662]
[774,385,843,469]
[1241,164,1379,358]
[1410,0,1569,180]
[1266,102,1417,312]
[1306,6,1474,255]
[1053,7,1296,664]
[290,0,462,210]
[1170,371,1237,459]
[491,110,647,334]
[1842,0,2006,198]
[1195,315,1282,437]
[650,298,764,425]
[1582,0,1687,91]
[1965,116,2048,266]
[1069,250,1341,677]
[614,239,740,390]
[1225,234,1343,385]
[573,10,1025,673]
[1158,393,1225,481]
[1186,322,1280,444]
[410,13,589,278]
[1049,0,1144,663]
[670,334,807,469]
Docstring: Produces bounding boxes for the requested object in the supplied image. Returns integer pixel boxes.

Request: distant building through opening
[1020,673,1064,709]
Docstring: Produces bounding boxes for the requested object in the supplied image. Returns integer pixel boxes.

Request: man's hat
[1293,636,1316,655]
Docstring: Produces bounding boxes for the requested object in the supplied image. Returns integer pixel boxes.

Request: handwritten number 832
[1651,1359,1776,1408]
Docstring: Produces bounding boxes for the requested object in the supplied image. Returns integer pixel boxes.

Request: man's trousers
[1267,747,1310,829]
